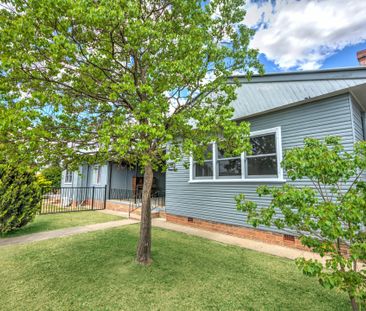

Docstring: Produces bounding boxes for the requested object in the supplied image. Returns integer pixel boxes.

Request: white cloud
[245,0,366,70]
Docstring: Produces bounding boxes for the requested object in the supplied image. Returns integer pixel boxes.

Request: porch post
[91,186,95,210]
[104,184,107,210]
[108,162,113,200]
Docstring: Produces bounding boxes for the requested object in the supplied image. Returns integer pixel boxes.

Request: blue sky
[245,0,366,73]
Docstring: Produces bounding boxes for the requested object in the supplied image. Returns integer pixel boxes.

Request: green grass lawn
[0,211,123,238]
[0,224,351,311]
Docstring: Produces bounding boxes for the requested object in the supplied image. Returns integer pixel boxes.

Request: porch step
[128,209,162,220]
[104,200,165,220]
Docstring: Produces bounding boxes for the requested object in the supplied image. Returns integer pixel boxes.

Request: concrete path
[0,218,138,247]
[0,208,323,263]
[152,218,324,262]
[99,209,323,262]
[99,209,131,218]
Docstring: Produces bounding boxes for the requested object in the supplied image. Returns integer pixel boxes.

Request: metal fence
[109,188,135,201]
[109,188,166,209]
[151,191,166,209]
[40,186,165,215]
[41,186,107,214]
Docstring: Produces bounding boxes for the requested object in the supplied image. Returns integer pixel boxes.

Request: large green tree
[0,102,39,166]
[0,0,262,264]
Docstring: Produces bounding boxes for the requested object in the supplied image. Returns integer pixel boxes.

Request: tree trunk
[136,163,153,264]
[350,295,359,311]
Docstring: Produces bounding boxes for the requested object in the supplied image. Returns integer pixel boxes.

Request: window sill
[188,178,286,183]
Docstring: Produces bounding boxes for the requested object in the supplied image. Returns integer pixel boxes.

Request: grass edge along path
[1,211,125,238]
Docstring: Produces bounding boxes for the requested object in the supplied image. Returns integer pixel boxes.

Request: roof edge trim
[230,67,366,84]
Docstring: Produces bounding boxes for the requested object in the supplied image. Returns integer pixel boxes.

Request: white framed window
[92,165,102,185]
[190,127,284,183]
[217,147,242,179]
[246,132,278,178]
[64,170,73,184]
[192,144,214,179]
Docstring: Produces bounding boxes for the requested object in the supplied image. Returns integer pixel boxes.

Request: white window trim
[189,127,285,183]
[64,170,73,185]
[191,143,215,180]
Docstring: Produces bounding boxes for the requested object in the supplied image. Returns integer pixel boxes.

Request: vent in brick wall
[283,234,295,242]
[187,217,193,222]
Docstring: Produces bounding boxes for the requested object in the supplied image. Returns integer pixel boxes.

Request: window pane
[247,156,277,176]
[250,134,276,155]
[195,162,213,177]
[65,170,72,183]
[218,159,241,176]
[96,167,101,184]
[93,166,101,184]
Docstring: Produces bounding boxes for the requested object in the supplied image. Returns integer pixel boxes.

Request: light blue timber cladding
[61,163,109,188]
[350,96,366,182]
[166,94,355,233]
[85,163,109,187]
[110,163,140,190]
[351,97,365,142]
[61,162,166,194]
[107,163,165,191]
[61,170,80,188]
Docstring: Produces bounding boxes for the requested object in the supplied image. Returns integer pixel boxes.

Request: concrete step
[127,208,163,220]
[104,200,165,220]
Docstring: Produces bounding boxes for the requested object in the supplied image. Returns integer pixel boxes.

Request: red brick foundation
[166,214,308,251]
[105,200,163,218]
[105,200,130,212]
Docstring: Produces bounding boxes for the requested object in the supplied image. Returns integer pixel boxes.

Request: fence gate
[40,186,107,214]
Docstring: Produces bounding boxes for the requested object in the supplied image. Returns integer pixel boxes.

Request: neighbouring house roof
[230,67,366,120]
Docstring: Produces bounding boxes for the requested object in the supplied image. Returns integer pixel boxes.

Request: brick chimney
[357,50,366,66]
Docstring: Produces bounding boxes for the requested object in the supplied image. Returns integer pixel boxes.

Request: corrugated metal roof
[231,67,366,120]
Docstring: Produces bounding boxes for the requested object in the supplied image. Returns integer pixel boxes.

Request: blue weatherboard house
[62,67,366,248]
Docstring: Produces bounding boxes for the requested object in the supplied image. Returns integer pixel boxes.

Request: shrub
[0,164,41,233]
[36,173,52,188]
[236,137,366,311]
[39,165,62,188]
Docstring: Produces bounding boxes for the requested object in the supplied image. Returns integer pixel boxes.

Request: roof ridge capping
[230,66,366,83]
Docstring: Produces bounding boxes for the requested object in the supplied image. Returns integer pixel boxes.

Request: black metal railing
[40,186,107,214]
[151,191,166,209]
[109,188,135,201]
[109,188,165,206]
[109,188,165,217]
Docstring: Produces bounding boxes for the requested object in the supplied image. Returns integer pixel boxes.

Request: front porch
[105,162,166,217]
[106,199,165,219]
[106,189,166,219]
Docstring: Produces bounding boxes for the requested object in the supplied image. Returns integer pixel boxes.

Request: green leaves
[282,137,356,184]
[1,0,261,266]
[296,258,323,277]
[0,0,261,171]
[236,137,366,310]
[0,163,41,233]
